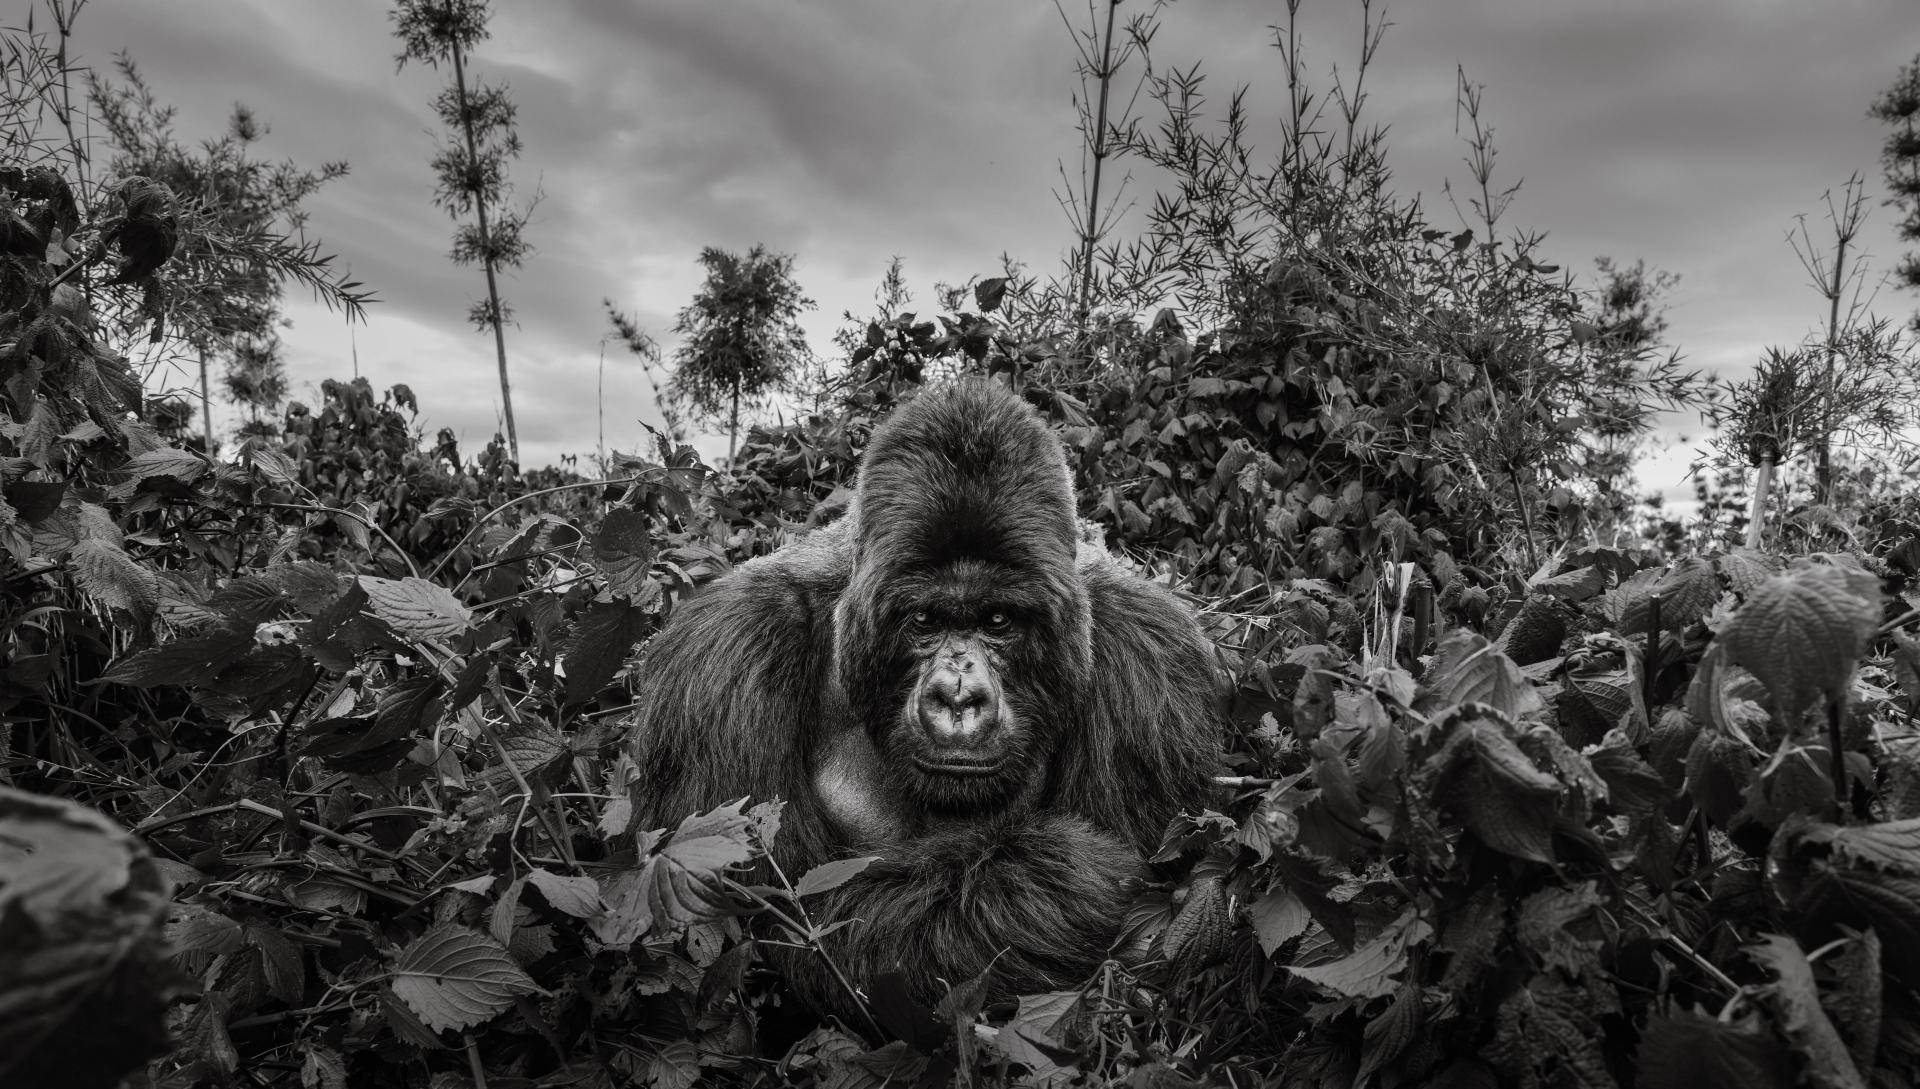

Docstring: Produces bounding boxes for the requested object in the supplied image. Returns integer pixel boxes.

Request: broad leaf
[1246,885,1312,956]
[389,924,540,1033]
[1720,566,1880,724]
[0,788,174,1089]
[1287,907,1431,999]
[592,508,653,600]
[561,598,653,703]
[1416,709,1562,862]
[1425,631,1545,719]
[1746,934,1866,1089]
[526,868,606,919]
[358,575,472,641]
[67,538,159,620]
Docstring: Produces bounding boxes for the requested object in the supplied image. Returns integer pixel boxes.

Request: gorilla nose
[917,667,999,747]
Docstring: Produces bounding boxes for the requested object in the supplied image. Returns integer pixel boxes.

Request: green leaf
[594,801,761,946]
[0,788,175,1089]
[1287,907,1432,999]
[389,924,541,1033]
[1785,817,1920,873]
[1636,1009,1795,1089]
[99,626,254,688]
[1425,630,1545,719]
[1416,709,1563,862]
[66,538,159,621]
[1719,566,1880,724]
[561,598,652,703]
[1246,885,1311,956]
[1745,934,1867,1089]
[592,508,653,600]
[1685,730,1756,828]
[794,855,880,897]
[357,575,472,641]
[122,446,209,483]
[1825,930,1882,1074]
[638,1038,700,1089]
[526,868,605,919]
[974,276,1009,313]
[646,805,758,928]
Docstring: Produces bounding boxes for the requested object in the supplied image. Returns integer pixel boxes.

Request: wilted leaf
[389,924,541,1033]
[357,575,472,641]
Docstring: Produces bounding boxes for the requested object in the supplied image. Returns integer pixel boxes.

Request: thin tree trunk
[198,346,213,454]
[727,381,739,467]
[1510,469,1537,573]
[1816,230,1847,505]
[449,34,518,465]
[1745,457,1774,550]
[1074,0,1122,332]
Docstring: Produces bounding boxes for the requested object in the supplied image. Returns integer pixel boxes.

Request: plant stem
[199,346,214,454]
[1744,457,1774,549]
[447,19,518,465]
[1827,698,1848,822]
[1075,0,1121,331]
[1817,227,1846,505]
[727,379,739,467]
[1510,470,1537,572]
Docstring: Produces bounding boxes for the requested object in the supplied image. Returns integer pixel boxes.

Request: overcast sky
[62,1,1920,500]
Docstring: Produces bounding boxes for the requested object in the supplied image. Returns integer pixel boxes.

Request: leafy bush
[7,5,1920,1088]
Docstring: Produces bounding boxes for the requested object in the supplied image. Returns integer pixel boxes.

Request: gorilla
[628,380,1221,1021]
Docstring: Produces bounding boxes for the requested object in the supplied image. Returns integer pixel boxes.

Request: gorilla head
[833,382,1094,817]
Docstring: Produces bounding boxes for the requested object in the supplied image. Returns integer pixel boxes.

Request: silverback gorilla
[628,380,1221,1020]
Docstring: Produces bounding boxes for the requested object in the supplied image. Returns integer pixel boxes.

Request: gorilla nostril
[919,674,998,744]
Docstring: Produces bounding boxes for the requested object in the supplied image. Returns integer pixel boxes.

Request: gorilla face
[833,380,1095,823]
[881,562,1056,814]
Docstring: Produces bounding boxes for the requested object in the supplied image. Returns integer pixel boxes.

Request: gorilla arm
[779,814,1148,1014]
[627,532,849,872]
[1057,558,1225,855]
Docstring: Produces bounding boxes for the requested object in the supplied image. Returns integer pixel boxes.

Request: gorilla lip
[912,755,1004,777]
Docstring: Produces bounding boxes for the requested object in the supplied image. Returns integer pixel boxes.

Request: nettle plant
[1170,546,1920,1089]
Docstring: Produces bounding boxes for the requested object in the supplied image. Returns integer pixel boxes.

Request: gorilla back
[628,380,1221,1014]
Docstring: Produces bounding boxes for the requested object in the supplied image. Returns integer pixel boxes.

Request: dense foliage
[7,5,1920,1089]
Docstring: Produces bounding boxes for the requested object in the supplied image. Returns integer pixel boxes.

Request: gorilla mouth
[912,756,1004,777]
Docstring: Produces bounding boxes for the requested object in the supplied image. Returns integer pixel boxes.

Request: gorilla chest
[811,728,906,844]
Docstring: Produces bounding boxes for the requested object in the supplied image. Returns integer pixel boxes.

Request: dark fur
[627,381,1221,1017]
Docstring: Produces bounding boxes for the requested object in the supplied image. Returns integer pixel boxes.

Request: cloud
[69,0,1920,490]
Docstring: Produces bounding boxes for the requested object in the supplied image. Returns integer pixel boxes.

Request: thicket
[5,4,1920,1089]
